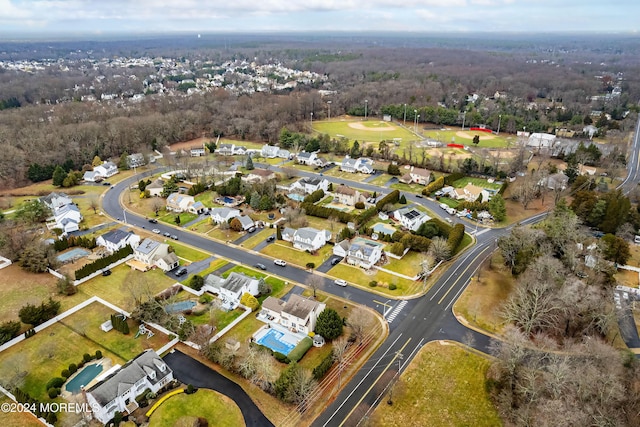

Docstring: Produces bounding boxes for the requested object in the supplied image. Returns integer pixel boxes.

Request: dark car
[102,269,112,276]
[331,257,341,266]
[415,194,423,198]
[148,218,158,224]
[102,181,111,186]
[266,235,276,242]
[254,263,267,271]
[175,267,187,276]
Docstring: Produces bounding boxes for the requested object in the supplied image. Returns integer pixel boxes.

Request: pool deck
[60,357,115,398]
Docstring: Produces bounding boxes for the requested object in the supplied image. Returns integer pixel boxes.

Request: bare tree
[150,197,164,216]
[332,336,350,388]
[428,236,450,261]
[88,196,99,214]
[347,306,372,344]
[306,275,322,299]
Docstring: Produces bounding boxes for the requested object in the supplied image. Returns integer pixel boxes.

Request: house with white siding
[96,229,140,253]
[393,207,430,232]
[289,177,329,194]
[210,207,240,224]
[282,227,331,251]
[261,294,326,335]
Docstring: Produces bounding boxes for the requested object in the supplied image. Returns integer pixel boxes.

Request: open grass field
[452,177,503,191]
[0,394,43,427]
[383,251,425,277]
[260,243,333,268]
[454,252,514,334]
[313,119,417,144]
[0,264,60,324]
[423,128,513,148]
[328,263,421,296]
[368,341,501,427]
[149,389,245,427]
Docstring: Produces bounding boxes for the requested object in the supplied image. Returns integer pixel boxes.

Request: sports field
[313,118,417,143]
[423,129,513,148]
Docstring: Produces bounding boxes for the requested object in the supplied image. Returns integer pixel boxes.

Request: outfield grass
[167,242,210,262]
[313,119,416,143]
[423,128,511,148]
[369,341,501,427]
[149,389,245,427]
[328,263,421,296]
[261,243,333,268]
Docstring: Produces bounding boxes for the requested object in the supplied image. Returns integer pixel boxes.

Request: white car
[334,279,347,287]
[274,259,287,267]
[152,229,161,234]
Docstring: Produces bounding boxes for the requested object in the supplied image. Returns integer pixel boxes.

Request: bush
[199,294,213,304]
[369,280,378,287]
[190,275,204,291]
[95,350,102,359]
[68,363,77,374]
[306,262,315,269]
[240,293,260,311]
[354,201,365,209]
[288,337,313,363]
[46,377,65,390]
[19,298,61,326]
[61,369,70,378]
[313,350,335,380]
[83,353,92,363]
[389,283,397,290]
[186,384,196,394]
[274,352,289,363]
[47,387,60,399]
[315,308,343,340]
[304,189,325,204]
[447,223,466,253]
[0,320,21,345]
[444,172,465,185]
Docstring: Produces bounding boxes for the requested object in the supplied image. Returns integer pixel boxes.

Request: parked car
[415,194,423,198]
[102,181,111,186]
[152,229,161,234]
[148,218,158,224]
[170,235,178,240]
[330,257,342,266]
[247,227,256,233]
[266,235,276,242]
[334,279,347,287]
[439,203,448,210]
[175,267,187,276]
[163,232,171,237]
[102,269,111,276]
[254,263,267,271]
[274,259,287,267]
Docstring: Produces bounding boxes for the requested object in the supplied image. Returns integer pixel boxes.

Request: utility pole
[388,351,404,405]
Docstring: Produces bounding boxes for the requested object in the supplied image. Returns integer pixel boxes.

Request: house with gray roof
[126,153,146,168]
[96,229,141,253]
[210,207,240,224]
[393,206,430,232]
[86,349,173,424]
[204,272,260,309]
[130,238,178,272]
[340,157,374,174]
[260,294,326,335]
[295,151,318,165]
[261,144,291,159]
[289,176,329,194]
[282,227,331,252]
[40,192,72,210]
[237,215,255,231]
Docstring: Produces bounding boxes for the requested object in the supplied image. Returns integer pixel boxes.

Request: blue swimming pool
[65,363,103,393]
[56,247,91,263]
[165,300,196,314]
[255,328,297,356]
[222,196,235,204]
[287,193,305,202]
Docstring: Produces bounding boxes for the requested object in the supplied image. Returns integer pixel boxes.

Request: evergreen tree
[399,194,407,204]
[314,308,343,340]
[52,166,66,186]
[245,155,254,170]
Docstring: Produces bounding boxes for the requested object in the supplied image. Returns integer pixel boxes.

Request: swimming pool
[56,247,91,263]
[165,300,196,314]
[255,328,298,356]
[65,363,103,393]
[222,196,235,204]
[287,193,305,202]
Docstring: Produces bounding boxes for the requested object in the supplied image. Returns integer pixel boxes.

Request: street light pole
[327,101,331,120]
[403,103,407,126]
[497,114,502,135]
[413,109,417,133]
[364,100,368,121]
[462,111,466,130]
[310,112,313,129]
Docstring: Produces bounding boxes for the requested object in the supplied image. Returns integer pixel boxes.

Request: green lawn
[194,191,215,207]
[261,243,333,268]
[158,211,199,227]
[423,129,510,148]
[208,227,243,242]
[452,177,503,191]
[222,265,267,280]
[188,306,244,329]
[260,277,290,302]
[240,228,275,249]
[389,182,425,194]
[437,197,460,208]
[369,342,501,427]
[168,242,210,262]
[323,168,371,182]
[368,174,394,186]
[383,251,426,277]
[149,389,245,427]
[328,263,421,296]
[313,120,416,143]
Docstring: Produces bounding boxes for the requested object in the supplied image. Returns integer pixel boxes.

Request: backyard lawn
[0,264,60,323]
[0,394,43,426]
[368,341,501,427]
[261,243,333,268]
[149,389,245,427]
[389,182,425,194]
[451,176,503,191]
[383,251,426,277]
[158,211,199,227]
[323,168,371,182]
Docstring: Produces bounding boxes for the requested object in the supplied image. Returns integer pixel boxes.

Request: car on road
[247,227,256,233]
[102,269,111,276]
[334,279,347,287]
[170,235,178,240]
[415,194,423,198]
[254,263,267,271]
[274,259,287,267]
[439,203,448,210]
[266,235,276,242]
[152,229,161,234]
[175,267,187,276]
[163,232,171,237]
[330,257,342,266]
[102,181,111,186]
[148,218,158,224]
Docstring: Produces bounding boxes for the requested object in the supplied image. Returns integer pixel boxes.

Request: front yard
[261,243,333,268]
[328,263,422,296]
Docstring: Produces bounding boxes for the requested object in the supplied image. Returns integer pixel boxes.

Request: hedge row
[110,314,130,334]
[304,189,325,204]
[444,172,465,185]
[288,336,314,363]
[312,350,335,380]
[447,223,466,252]
[375,189,400,211]
[74,245,133,280]
[53,235,97,252]
[302,202,353,223]
[422,176,444,195]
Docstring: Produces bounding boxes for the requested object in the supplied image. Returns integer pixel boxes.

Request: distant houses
[126,153,146,168]
[216,143,247,156]
[340,157,374,174]
[261,144,291,159]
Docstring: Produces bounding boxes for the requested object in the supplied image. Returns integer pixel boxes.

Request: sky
[1,0,637,36]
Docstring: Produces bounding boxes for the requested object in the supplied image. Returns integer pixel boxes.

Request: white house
[126,153,146,168]
[340,157,374,174]
[290,177,329,194]
[210,207,240,224]
[86,350,173,425]
[261,294,326,335]
[94,161,119,178]
[165,193,206,214]
[282,227,331,251]
[204,272,260,308]
[393,207,430,232]
[96,229,140,253]
[130,238,179,272]
[527,133,556,149]
[295,151,318,165]
[409,167,432,185]
[146,179,164,197]
[334,185,367,206]
[452,183,492,203]
[40,192,72,211]
[52,203,83,233]
[261,145,291,159]
[217,144,246,156]
[333,239,383,269]
[190,147,205,157]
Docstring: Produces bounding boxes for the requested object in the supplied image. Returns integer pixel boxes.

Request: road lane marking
[437,244,493,305]
[386,300,407,323]
[429,244,487,300]
[338,337,412,427]
[321,334,405,427]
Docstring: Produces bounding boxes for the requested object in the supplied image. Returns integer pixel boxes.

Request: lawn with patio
[368,341,501,427]
[328,263,421,296]
[149,389,245,427]
[261,243,333,268]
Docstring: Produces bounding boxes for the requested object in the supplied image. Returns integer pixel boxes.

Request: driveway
[163,350,274,427]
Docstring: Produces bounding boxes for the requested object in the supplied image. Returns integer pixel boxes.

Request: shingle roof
[136,238,161,255]
[262,296,286,313]
[282,294,320,320]
[223,272,257,294]
[100,229,133,245]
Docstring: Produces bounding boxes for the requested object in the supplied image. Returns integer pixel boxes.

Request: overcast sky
[1,0,637,36]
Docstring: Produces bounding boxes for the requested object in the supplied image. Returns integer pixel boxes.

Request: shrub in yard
[389,283,397,290]
[47,387,60,398]
[288,337,313,363]
[95,350,102,359]
[306,262,315,269]
[240,293,259,311]
[46,377,65,390]
[68,363,77,374]
[274,352,289,363]
[314,308,343,340]
[354,201,365,209]
[83,353,92,363]
[369,280,378,287]
[61,369,70,378]
[189,275,204,291]
[186,384,196,394]
[312,350,335,380]
[199,294,213,304]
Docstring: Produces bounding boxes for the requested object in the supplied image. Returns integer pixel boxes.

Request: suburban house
[130,238,179,272]
[96,229,141,253]
[237,215,255,231]
[295,151,318,165]
[334,184,367,206]
[217,143,247,156]
[243,168,276,183]
[145,179,164,197]
[261,294,326,335]
[48,202,83,234]
[452,183,492,203]
[261,144,291,159]
[408,167,432,185]
[210,207,240,224]
[542,172,569,190]
[333,239,383,269]
[393,207,430,232]
[527,133,557,149]
[190,147,205,157]
[126,153,146,168]
[580,165,597,176]
[165,193,206,214]
[340,157,375,174]
[290,177,329,194]
[83,161,119,182]
[204,272,260,309]
[86,350,173,425]
[40,192,72,211]
[282,227,331,251]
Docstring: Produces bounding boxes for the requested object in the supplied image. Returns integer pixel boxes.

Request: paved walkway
[163,350,274,427]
